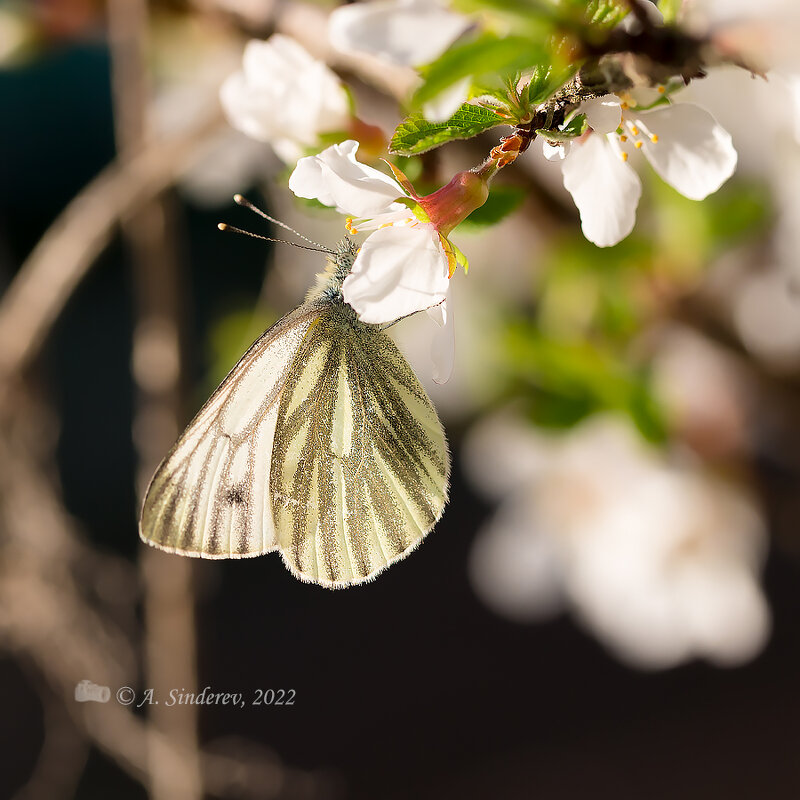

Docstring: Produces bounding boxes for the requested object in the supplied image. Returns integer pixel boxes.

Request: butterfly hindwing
[139,305,319,558]
[270,301,450,587]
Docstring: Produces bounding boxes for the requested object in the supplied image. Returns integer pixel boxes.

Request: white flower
[465,413,770,669]
[329,0,472,122]
[220,35,350,163]
[329,0,470,68]
[289,140,488,381]
[545,95,738,247]
[289,140,450,325]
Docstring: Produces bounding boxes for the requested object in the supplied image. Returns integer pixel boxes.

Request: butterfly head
[307,236,360,306]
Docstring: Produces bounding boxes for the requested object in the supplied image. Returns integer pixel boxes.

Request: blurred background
[1,0,800,798]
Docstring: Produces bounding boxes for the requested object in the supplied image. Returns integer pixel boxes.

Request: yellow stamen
[379,222,393,229]
[621,152,628,162]
[619,134,628,142]
[630,125,639,136]
[621,101,629,110]
[650,134,659,143]
[658,85,666,94]
[635,141,643,149]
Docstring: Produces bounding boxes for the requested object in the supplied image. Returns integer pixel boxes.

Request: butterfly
[139,236,450,588]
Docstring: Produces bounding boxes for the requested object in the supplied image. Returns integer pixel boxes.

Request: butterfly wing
[270,303,450,587]
[139,305,319,558]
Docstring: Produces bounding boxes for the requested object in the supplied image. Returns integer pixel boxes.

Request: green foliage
[537,112,586,141]
[503,321,666,440]
[525,64,572,107]
[207,307,277,390]
[657,0,682,23]
[457,185,526,231]
[390,103,511,156]
[412,33,547,108]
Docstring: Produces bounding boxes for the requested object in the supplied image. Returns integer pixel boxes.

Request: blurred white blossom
[220,35,350,163]
[329,0,471,121]
[465,413,770,670]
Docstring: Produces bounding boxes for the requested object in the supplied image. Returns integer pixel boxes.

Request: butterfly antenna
[233,194,334,253]
[217,224,331,254]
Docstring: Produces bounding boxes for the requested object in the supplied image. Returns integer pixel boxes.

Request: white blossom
[545,95,738,247]
[329,0,469,67]
[288,141,450,370]
[329,0,472,122]
[220,35,350,163]
[465,413,770,669]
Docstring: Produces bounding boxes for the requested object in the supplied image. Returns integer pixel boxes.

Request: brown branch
[0,112,224,395]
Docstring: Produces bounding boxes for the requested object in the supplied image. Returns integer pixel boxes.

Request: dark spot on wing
[225,486,246,506]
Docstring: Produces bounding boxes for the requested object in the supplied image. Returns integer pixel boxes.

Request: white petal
[469,494,565,623]
[429,293,454,384]
[342,224,449,324]
[640,104,738,200]
[561,133,642,247]
[422,77,471,123]
[242,36,314,88]
[581,95,623,134]
[288,140,405,217]
[542,140,567,161]
[329,0,471,66]
[220,36,349,154]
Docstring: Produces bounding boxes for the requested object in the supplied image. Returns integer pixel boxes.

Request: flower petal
[562,133,642,247]
[582,96,623,134]
[342,223,449,324]
[640,103,738,200]
[329,0,471,66]
[220,36,349,159]
[542,140,567,161]
[288,140,406,217]
[428,293,454,384]
[422,76,471,123]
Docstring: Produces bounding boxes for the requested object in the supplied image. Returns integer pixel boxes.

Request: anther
[658,85,666,94]
[635,141,643,149]
[650,134,659,143]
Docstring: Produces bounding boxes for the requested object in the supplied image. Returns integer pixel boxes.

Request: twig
[0,113,224,393]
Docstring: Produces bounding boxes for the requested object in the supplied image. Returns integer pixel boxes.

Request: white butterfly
[139,237,450,587]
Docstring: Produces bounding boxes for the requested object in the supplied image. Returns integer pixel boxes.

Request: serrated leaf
[412,32,547,108]
[390,103,511,156]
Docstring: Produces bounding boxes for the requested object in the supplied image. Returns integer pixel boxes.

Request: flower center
[608,94,662,161]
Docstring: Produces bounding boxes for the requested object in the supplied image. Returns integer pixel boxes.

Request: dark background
[2,37,800,800]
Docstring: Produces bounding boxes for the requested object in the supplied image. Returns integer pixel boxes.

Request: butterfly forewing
[270,303,450,587]
[139,305,319,558]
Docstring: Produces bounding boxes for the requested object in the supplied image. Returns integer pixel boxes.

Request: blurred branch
[108,0,202,796]
[0,112,224,396]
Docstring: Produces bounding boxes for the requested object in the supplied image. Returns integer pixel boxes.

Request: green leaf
[390,103,511,156]
[657,0,682,23]
[583,0,628,27]
[526,64,567,106]
[412,32,546,108]
[457,185,526,231]
[536,112,586,141]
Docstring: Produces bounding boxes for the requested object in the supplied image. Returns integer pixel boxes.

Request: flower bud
[417,170,490,236]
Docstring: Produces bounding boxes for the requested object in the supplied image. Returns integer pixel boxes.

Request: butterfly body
[140,238,449,587]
